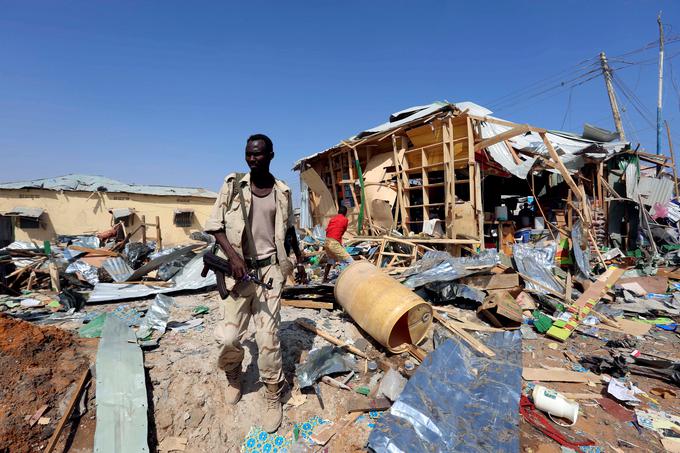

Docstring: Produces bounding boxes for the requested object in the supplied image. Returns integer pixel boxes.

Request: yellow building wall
[0,189,216,246]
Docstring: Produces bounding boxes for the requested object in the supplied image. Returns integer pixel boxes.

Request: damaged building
[0,174,217,247]
[295,101,679,262]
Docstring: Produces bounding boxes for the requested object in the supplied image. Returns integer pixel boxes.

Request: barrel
[334,261,432,353]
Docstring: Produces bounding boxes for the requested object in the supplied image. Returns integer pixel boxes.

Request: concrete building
[0,174,217,246]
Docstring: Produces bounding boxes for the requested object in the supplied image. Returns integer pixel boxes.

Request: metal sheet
[2,206,44,218]
[88,250,216,302]
[637,176,674,207]
[102,257,135,282]
[94,316,148,453]
[101,244,200,283]
[0,174,217,198]
[109,207,134,219]
[368,332,522,452]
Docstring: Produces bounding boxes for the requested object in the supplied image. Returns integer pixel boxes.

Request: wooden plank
[522,367,599,383]
[460,272,519,290]
[48,262,60,292]
[296,319,369,359]
[431,307,504,332]
[392,135,410,233]
[281,299,334,310]
[406,344,427,364]
[313,413,361,446]
[28,404,49,427]
[347,397,392,413]
[473,124,533,152]
[68,245,121,257]
[433,312,495,357]
[546,266,625,341]
[45,367,91,453]
[597,318,651,336]
[540,133,588,221]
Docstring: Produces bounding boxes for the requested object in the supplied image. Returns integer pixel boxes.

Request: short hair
[247,134,273,155]
[338,205,347,215]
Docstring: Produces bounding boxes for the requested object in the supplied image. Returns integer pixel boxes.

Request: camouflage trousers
[214,263,284,385]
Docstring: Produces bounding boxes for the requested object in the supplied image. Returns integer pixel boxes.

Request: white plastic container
[532,385,579,426]
[495,205,508,221]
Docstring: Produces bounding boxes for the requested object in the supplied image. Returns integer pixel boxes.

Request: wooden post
[665,121,680,200]
[392,135,410,233]
[49,262,60,292]
[44,368,91,453]
[155,216,162,251]
[141,215,147,244]
[443,118,456,239]
[328,156,339,210]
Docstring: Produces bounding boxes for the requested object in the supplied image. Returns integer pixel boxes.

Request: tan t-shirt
[243,190,277,260]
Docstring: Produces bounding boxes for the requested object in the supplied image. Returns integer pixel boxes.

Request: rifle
[201,251,273,299]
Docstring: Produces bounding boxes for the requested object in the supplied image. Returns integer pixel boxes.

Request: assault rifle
[201,251,273,299]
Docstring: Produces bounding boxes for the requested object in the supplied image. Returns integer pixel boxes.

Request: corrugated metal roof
[2,207,45,218]
[637,176,674,207]
[0,174,217,198]
[109,207,134,219]
[89,250,216,302]
[292,100,628,173]
[94,315,149,453]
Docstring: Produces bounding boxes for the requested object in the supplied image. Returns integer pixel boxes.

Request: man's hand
[228,252,248,281]
[212,230,248,280]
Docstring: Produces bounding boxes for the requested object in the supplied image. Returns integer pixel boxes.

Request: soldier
[204,134,305,433]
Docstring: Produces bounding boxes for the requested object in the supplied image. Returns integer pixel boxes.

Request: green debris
[193,305,210,315]
[79,313,108,338]
[355,386,370,396]
[47,300,61,309]
[532,310,553,334]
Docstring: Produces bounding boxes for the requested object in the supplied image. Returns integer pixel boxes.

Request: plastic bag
[513,243,564,294]
[402,249,500,289]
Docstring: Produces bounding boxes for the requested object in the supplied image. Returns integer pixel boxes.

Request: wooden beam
[296,319,368,359]
[433,312,495,357]
[474,124,536,152]
[282,300,334,310]
[540,133,587,210]
[45,367,91,453]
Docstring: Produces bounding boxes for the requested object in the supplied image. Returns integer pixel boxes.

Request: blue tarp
[368,332,522,453]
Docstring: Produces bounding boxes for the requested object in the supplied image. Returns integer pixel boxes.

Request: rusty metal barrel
[334,261,432,353]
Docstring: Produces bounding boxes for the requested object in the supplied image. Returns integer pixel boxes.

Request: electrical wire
[560,87,573,130]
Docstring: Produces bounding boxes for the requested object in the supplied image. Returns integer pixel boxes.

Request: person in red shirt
[323,205,353,282]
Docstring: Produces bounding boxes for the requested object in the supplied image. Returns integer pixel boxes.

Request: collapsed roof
[294,101,629,178]
[0,174,217,198]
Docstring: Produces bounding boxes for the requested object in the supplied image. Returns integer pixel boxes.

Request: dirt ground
[2,289,680,452]
[0,314,96,453]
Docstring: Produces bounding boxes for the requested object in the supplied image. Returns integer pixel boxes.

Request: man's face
[245,139,273,172]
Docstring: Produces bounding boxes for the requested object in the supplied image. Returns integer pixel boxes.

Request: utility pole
[657,12,665,155]
[599,51,626,141]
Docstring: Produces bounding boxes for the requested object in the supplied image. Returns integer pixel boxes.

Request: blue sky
[1,1,679,198]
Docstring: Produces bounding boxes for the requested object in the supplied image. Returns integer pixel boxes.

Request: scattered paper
[607,378,642,405]
[20,298,42,308]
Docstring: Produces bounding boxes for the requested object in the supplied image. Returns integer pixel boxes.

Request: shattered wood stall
[293,101,680,263]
